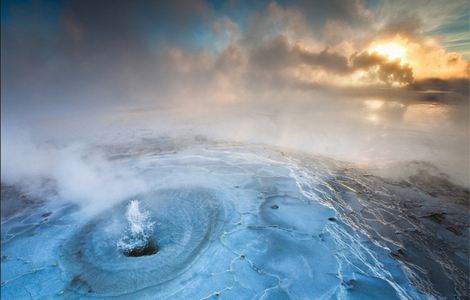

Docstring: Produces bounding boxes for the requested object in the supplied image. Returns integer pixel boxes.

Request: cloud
[247,34,414,87]
[1,0,468,122]
[351,52,414,85]
[295,46,351,74]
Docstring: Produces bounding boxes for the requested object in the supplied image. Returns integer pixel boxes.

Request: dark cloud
[296,0,371,26]
[351,52,414,85]
[1,0,217,116]
[249,36,294,70]
[60,0,211,49]
[249,35,350,74]
[295,46,350,74]
[249,35,414,85]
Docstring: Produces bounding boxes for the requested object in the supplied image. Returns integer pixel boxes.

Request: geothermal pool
[1,139,468,299]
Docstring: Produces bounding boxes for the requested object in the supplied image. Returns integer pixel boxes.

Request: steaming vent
[117,200,158,257]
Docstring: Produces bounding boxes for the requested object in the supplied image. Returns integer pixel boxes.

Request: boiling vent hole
[122,239,158,257]
[118,200,158,257]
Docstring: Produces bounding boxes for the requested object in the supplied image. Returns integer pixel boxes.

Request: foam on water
[117,200,157,257]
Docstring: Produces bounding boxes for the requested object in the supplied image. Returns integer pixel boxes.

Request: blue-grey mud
[1,138,468,299]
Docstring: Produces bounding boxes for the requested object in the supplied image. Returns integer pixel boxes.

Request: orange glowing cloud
[368,35,469,80]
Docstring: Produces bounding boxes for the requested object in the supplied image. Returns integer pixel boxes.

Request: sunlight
[369,41,407,63]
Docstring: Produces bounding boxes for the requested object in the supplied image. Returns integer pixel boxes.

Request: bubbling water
[117,200,158,257]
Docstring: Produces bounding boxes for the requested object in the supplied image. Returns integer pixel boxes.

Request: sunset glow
[369,42,407,63]
[2,1,469,299]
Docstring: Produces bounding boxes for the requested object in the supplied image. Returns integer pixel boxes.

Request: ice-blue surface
[1,144,427,299]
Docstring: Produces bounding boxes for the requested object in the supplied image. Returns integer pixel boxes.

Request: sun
[368,41,407,63]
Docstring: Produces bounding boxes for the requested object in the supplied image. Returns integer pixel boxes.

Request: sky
[1,0,469,114]
[1,0,469,186]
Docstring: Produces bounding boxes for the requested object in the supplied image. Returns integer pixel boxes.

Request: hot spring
[1,139,468,299]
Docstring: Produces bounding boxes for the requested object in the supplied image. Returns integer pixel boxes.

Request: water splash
[117,200,157,257]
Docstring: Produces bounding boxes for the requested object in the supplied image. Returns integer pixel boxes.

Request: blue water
[1,143,429,299]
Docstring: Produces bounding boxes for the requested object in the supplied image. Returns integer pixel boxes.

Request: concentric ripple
[60,188,228,297]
